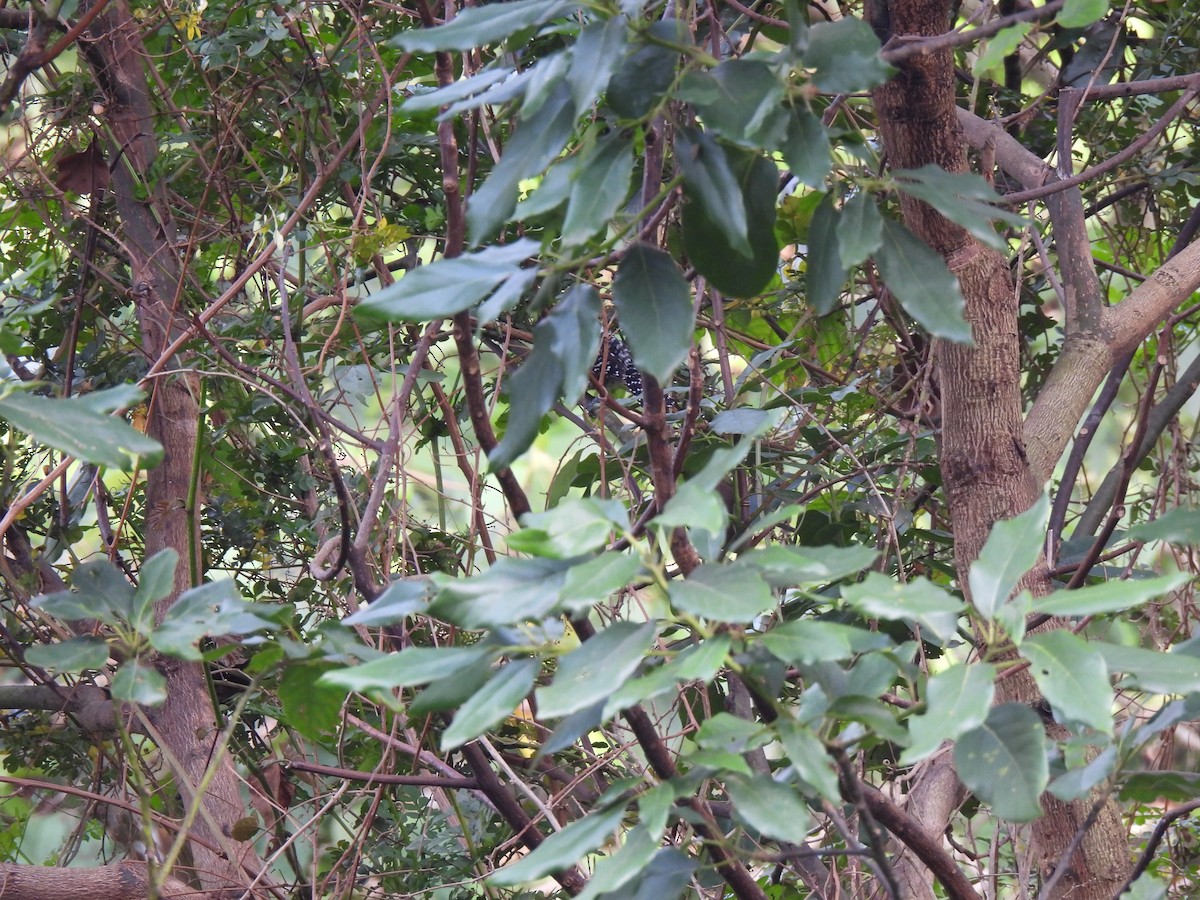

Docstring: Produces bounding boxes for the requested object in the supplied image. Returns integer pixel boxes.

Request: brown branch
[882,0,1065,65]
[280,759,478,789]
[856,783,982,900]
[1119,798,1200,894]
[1002,74,1200,206]
[0,861,200,900]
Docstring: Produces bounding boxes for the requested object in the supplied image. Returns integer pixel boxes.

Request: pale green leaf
[668,564,775,623]
[612,243,693,383]
[1031,572,1188,618]
[967,493,1049,621]
[842,572,964,645]
[25,636,110,672]
[393,0,580,52]
[761,619,891,665]
[429,557,572,627]
[562,134,635,246]
[727,774,811,843]
[319,646,496,692]
[537,621,657,718]
[875,219,971,342]
[954,703,1047,821]
[442,658,539,750]
[804,18,893,93]
[837,192,883,267]
[358,239,538,322]
[0,386,162,470]
[489,803,627,886]
[467,84,577,244]
[901,663,996,764]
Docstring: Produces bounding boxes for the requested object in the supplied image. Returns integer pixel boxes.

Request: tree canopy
[2,0,1200,898]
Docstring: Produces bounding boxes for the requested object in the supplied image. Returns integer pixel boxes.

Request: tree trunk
[78,1,260,894]
[867,1,1131,897]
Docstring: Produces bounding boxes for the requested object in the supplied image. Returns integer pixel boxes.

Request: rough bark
[0,861,201,900]
[867,1,1131,898]
[75,1,260,894]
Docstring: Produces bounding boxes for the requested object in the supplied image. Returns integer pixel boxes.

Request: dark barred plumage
[589,337,679,412]
[591,337,643,398]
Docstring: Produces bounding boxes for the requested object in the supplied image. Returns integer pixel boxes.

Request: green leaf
[733,544,878,589]
[679,60,788,149]
[25,636,110,672]
[35,557,134,625]
[320,645,496,692]
[695,712,771,752]
[682,148,780,298]
[562,133,635,246]
[401,65,517,114]
[132,549,179,630]
[806,194,846,315]
[279,662,345,739]
[153,581,279,660]
[804,18,893,93]
[442,658,539,750]
[611,243,694,383]
[490,327,563,471]
[1094,642,1200,695]
[1119,770,1200,804]
[429,557,573,627]
[967,493,1049,621]
[537,621,657,718]
[110,658,168,706]
[875,219,971,342]
[842,572,964,645]
[1121,873,1167,900]
[668,564,775,623]
[514,154,579,219]
[836,192,883,267]
[512,497,624,559]
[1128,507,1200,544]
[489,803,627,886]
[676,127,751,258]
[393,0,580,52]
[568,16,628,115]
[548,284,603,403]
[490,283,599,470]
[727,774,811,843]
[605,21,679,119]
[559,552,642,612]
[1050,745,1116,801]
[710,408,774,436]
[357,239,538,322]
[342,577,432,626]
[654,480,730,542]
[410,656,496,715]
[605,848,696,900]
[467,83,577,244]
[954,703,1047,822]
[972,23,1034,77]
[1030,572,1188,618]
[775,717,840,802]
[603,634,731,717]
[780,107,830,188]
[576,826,659,900]
[901,663,996,764]
[1059,0,1108,29]
[761,620,891,665]
[477,267,538,324]
[894,166,1027,251]
[0,386,162,470]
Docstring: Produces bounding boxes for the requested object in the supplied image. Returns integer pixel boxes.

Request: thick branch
[0,861,199,900]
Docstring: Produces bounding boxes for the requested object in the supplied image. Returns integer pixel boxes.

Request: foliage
[2,0,1200,897]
